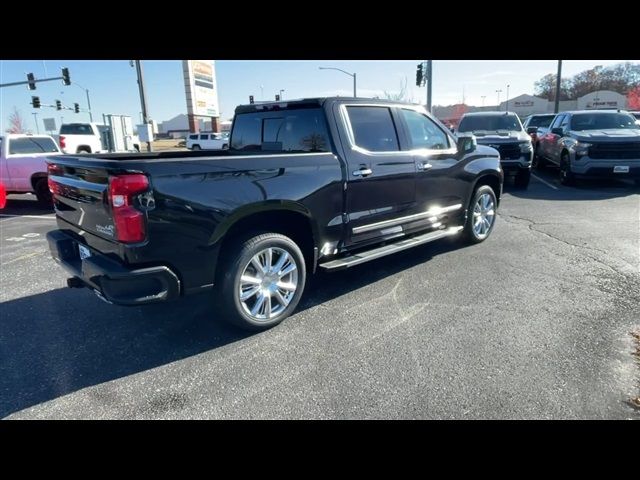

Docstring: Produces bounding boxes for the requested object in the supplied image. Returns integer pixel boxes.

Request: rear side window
[189,134,198,140]
[9,137,59,155]
[200,134,209,140]
[230,108,330,153]
[60,124,93,135]
[346,106,399,152]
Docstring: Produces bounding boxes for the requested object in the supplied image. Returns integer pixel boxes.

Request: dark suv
[457,111,533,188]
[536,110,640,185]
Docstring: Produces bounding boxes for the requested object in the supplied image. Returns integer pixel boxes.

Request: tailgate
[47,159,118,240]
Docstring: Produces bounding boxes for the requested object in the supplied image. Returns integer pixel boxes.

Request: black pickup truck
[46,98,503,330]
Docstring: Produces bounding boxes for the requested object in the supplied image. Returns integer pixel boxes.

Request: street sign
[43,118,56,132]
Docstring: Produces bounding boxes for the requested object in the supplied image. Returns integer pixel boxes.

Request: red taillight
[0,182,6,210]
[108,174,149,243]
[47,163,63,194]
[59,135,66,149]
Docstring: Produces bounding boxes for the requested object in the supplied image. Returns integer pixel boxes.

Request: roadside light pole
[132,60,151,152]
[279,89,285,100]
[73,82,93,122]
[554,60,562,114]
[32,112,40,133]
[319,66,357,98]
[481,95,486,107]
[496,89,502,108]
[506,84,510,112]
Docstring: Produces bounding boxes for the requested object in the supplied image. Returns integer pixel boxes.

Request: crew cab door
[336,103,418,247]
[541,114,565,164]
[395,107,464,219]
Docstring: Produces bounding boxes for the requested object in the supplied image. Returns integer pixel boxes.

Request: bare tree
[382,78,416,103]
[6,107,28,134]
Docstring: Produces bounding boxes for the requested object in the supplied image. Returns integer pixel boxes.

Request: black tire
[217,232,307,331]
[559,153,575,186]
[462,185,498,244]
[222,144,229,150]
[192,145,201,151]
[34,178,53,207]
[514,168,531,189]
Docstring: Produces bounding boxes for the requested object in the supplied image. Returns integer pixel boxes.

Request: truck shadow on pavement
[0,236,465,418]
[1,197,53,220]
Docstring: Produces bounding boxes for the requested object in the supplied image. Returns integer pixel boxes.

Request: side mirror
[526,126,538,134]
[551,127,564,136]
[457,134,477,155]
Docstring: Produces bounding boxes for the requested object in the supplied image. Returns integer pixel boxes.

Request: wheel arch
[30,172,48,191]
[472,173,502,205]
[212,201,319,275]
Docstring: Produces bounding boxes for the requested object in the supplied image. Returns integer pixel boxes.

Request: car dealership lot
[1,172,639,419]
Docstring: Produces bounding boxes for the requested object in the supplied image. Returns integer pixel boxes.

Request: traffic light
[55,100,62,111]
[31,96,41,109]
[249,95,254,104]
[416,63,423,87]
[27,73,36,90]
[275,94,280,101]
[74,103,80,113]
[61,67,71,86]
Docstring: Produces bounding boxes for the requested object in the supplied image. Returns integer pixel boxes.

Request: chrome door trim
[352,203,462,235]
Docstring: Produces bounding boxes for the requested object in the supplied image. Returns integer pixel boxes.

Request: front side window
[200,134,209,140]
[230,108,330,153]
[400,109,450,150]
[9,137,59,155]
[346,106,399,152]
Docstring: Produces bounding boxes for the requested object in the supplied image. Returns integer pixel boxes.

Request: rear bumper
[47,229,181,305]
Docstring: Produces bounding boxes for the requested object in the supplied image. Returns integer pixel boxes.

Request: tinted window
[458,114,522,133]
[346,106,399,152]
[400,109,449,150]
[550,115,564,129]
[189,134,198,140]
[60,124,93,135]
[230,108,330,153]
[527,115,555,128]
[199,134,209,140]
[570,113,638,131]
[9,137,59,155]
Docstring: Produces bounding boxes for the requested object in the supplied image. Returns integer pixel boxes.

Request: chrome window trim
[340,103,405,156]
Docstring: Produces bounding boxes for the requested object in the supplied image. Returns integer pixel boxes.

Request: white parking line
[0,214,56,219]
[531,173,559,190]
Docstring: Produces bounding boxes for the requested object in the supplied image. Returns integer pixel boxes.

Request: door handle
[352,168,373,177]
[417,162,433,171]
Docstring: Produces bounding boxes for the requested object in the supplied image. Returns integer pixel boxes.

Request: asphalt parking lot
[1,167,639,419]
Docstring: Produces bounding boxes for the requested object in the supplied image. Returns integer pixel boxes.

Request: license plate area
[78,244,92,260]
[613,165,629,173]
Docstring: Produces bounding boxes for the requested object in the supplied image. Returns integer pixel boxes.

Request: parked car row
[454,109,640,188]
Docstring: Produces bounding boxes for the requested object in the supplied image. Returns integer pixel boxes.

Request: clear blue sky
[1,60,635,133]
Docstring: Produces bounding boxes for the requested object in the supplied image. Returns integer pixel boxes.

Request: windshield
[527,115,555,128]
[570,113,638,131]
[458,114,522,133]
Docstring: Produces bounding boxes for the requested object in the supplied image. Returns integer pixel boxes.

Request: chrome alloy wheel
[472,193,495,239]
[237,247,299,321]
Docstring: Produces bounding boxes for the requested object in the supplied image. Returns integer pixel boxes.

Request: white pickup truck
[0,134,62,205]
[59,123,141,154]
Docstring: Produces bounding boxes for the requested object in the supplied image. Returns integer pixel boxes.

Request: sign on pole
[43,118,56,132]
[182,60,219,117]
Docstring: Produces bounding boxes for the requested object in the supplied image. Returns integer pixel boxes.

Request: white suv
[186,132,229,150]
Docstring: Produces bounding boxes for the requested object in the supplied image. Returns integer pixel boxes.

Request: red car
[0,181,6,209]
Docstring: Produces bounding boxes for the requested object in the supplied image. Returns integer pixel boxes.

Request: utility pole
[554,60,562,114]
[426,60,433,113]
[496,89,502,107]
[32,112,40,133]
[481,95,486,107]
[506,84,510,112]
[134,60,151,151]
